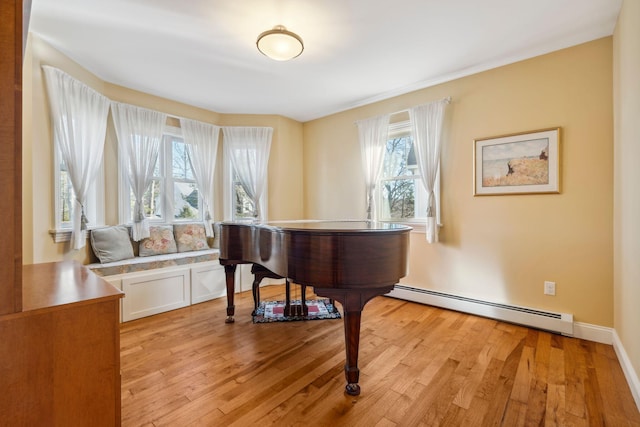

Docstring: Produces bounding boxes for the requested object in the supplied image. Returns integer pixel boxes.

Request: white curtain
[180,118,220,236]
[42,66,110,250]
[409,98,449,243]
[222,127,273,221]
[112,102,167,241]
[356,114,390,221]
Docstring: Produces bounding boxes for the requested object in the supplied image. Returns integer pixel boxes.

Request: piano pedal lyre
[284,281,309,317]
[284,302,306,317]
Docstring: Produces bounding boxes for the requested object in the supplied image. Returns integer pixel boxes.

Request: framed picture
[474,128,560,196]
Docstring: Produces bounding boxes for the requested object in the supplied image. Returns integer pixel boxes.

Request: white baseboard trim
[572,321,613,344]
[612,330,640,411]
[387,285,573,335]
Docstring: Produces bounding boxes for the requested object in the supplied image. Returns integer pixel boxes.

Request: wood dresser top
[21,260,123,314]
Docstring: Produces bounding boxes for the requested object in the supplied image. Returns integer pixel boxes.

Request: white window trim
[223,158,233,221]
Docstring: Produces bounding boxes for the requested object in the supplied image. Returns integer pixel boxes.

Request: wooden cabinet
[0,261,124,426]
[0,5,123,423]
[0,0,24,315]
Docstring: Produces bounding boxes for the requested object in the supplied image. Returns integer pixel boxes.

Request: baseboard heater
[387,284,573,336]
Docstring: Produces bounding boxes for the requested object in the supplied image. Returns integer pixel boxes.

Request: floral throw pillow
[138,225,178,257]
[174,223,210,253]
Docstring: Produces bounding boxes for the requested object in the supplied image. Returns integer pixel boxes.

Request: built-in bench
[86,223,227,322]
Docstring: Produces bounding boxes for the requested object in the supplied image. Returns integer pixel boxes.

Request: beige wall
[304,38,614,326]
[22,35,304,265]
[613,0,640,386]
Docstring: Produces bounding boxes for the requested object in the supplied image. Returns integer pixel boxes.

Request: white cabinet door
[121,268,191,321]
[191,262,226,304]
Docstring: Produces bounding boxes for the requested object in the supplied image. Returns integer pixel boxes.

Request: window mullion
[162,137,172,222]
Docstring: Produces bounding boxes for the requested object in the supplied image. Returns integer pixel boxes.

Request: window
[377,121,438,226]
[223,160,268,221]
[53,147,104,235]
[170,135,200,220]
[225,168,267,221]
[44,65,109,243]
[119,126,202,224]
[233,173,256,219]
[222,126,273,222]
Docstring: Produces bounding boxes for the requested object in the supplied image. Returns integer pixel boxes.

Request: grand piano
[218,220,411,396]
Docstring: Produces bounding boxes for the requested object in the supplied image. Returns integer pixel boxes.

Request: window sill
[48,228,97,243]
[379,220,442,234]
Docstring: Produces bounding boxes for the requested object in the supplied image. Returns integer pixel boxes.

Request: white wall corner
[612,329,640,412]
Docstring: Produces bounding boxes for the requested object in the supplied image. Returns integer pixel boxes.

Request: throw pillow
[174,223,209,252]
[90,225,134,264]
[138,225,178,257]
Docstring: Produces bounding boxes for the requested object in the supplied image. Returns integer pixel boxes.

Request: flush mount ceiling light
[256,25,304,61]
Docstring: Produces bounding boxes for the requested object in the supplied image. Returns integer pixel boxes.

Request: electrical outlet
[544,281,556,296]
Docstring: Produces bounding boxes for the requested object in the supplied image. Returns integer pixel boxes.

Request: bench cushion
[87,248,220,276]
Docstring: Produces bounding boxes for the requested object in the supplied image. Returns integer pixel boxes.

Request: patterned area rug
[252,299,341,323]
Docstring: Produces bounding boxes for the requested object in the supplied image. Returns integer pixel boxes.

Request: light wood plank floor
[120,284,640,426]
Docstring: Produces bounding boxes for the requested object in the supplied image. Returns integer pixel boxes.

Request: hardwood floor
[120,284,640,426]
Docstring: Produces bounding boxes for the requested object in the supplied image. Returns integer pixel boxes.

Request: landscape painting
[474,128,560,195]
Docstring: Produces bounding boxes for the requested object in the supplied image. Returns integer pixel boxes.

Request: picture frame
[473,128,560,196]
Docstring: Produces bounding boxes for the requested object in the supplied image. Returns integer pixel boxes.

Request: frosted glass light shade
[256,25,304,61]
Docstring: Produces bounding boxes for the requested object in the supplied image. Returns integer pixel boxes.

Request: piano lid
[220,220,411,233]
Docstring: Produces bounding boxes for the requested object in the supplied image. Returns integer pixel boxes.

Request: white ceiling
[29,0,621,123]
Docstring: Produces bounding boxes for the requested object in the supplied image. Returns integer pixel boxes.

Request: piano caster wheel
[225,316,235,324]
[345,383,360,396]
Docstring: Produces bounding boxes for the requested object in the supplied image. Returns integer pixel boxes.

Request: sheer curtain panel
[43,66,110,250]
[112,102,167,241]
[180,118,220,236]
[357,114,390,221]
[222,127,273,221]
[409,98,449,243]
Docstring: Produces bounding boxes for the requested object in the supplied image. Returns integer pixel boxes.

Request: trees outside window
[378,122,429,222]
[233,178,255,219]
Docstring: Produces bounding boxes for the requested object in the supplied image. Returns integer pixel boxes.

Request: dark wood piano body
[219,220,411,395]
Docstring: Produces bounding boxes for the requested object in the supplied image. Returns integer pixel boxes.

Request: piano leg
[223,264,237,323]
[343,309,362,396]
[314,286,393,396]
[284,279,292,316]
[301,285,308,316]
[251,276,261,316]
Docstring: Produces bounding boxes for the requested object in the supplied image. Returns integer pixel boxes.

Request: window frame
[51,140,105,242]
[223,149,268,222]
[376,120,440,232]
[118,125,203,226]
